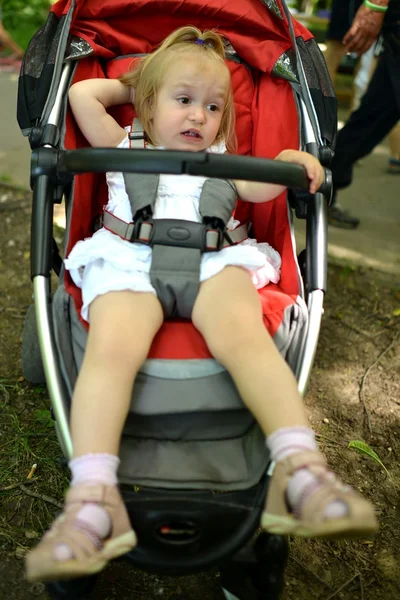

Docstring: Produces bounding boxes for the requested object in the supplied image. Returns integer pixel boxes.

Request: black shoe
[387,158,400,174]
[328,205,360,229]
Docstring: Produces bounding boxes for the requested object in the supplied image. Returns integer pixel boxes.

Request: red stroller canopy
[51,0,312,73]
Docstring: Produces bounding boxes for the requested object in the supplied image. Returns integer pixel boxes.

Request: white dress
[64,136,281,322]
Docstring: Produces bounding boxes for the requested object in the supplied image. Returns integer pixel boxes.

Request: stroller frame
[21,0,335,597]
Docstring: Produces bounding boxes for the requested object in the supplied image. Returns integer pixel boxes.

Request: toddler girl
[26,25,377,583]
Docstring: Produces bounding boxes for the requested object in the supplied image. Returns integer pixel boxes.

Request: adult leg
[388,122,400,172]
[192,267,377,538]
[329,53,400,228]
[0,21,24,58]
[324,39,347,85]
[332,54,400,190]
[324,0,363,85]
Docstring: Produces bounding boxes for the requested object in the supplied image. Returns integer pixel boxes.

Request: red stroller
[18,0,336,598]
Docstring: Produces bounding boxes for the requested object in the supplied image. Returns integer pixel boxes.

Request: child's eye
[177,97,190,105]
[207,103,220,112]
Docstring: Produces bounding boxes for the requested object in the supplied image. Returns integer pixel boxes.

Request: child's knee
[205,313,269,365]
[87,325,151,371]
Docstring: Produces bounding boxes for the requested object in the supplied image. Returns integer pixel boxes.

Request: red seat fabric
[59,0,310,359]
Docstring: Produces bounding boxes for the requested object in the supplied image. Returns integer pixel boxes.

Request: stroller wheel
[22,304,46,384]
[219,533,288,600]
[46,575,98,600]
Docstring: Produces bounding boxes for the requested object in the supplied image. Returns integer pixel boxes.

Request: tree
[2,0,53,50]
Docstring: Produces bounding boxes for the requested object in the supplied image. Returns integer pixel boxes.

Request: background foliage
[2,0,53,50]
[289,0,332,12]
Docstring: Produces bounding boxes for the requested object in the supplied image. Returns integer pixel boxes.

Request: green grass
[0,382,69,550]
[0,173,13,184]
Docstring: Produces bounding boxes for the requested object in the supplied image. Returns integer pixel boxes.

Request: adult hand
[343,5,385,54]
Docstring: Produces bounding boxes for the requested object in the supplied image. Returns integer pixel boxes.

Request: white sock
[54,453,119,561]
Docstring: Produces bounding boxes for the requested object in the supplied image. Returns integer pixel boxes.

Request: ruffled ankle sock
[54,453,120,561]
[267,427,347,520]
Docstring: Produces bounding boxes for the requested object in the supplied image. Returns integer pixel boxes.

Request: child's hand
[276,149,325,194]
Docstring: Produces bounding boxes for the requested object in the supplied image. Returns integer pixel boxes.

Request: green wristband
[363,0,388,12]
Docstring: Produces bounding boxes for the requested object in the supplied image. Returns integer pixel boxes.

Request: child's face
[150,57,230,151]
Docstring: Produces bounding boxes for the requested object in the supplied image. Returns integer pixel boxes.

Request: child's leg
[192,266,377,537]
[193,267,307,434]
[71,290,163,457]
[26,290,163,581]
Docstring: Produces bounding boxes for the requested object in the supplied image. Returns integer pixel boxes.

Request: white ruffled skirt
[64,221,281,323]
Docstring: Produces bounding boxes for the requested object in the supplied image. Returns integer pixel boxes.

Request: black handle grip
[56,148,311,190]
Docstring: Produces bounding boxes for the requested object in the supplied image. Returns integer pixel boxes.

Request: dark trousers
[331,51,400,195]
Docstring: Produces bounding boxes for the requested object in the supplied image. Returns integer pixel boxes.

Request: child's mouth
[181,129,202,139]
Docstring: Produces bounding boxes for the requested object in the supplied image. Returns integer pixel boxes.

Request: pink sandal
[261,451,378,538]
[25,484,137,582]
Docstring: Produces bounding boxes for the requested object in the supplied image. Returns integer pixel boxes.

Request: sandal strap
[299,470,376,526]
[64,484,132,538]
[26,484,137,582]
[263,451,378,537]
[265,451,328,517]
[282,450,328,475]
[54,528,100,559]
[65,484,120,507]
[42,513,102,560]
[298,470,350,523]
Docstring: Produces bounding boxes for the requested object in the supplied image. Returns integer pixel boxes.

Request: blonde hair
[120,26,236,152]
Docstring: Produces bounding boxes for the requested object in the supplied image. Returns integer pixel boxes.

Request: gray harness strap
[122,129,237,319]
[199,178,237,224]
[122,172,237,224]
[123,173,159,219]
[150,246,202,319]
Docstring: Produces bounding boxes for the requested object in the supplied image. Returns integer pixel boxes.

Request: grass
[0,381,69,550]
[0,173,13,184]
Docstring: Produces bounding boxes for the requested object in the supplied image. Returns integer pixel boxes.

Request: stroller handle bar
[34,147,316,191]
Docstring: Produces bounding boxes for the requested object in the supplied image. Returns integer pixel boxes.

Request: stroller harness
[101,120,246,319]
[107,174,238,319]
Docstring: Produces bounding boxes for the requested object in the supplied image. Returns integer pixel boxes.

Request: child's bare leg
[71,290,163,457]
[192,267,377,537]
[26,290,163,577]
[192,267,307,434]
[62,290,163,549]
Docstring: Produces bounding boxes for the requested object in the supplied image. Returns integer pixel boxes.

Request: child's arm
[68,79,135,148]
[234,149,324,203]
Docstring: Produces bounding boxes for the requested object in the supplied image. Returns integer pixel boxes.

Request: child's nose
[189,105,205,123]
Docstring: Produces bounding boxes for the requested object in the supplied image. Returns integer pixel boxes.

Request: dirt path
[0,185,399,600]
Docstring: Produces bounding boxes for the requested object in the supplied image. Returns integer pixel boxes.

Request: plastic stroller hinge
[30,147,73,190]
[29,124,60,150]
